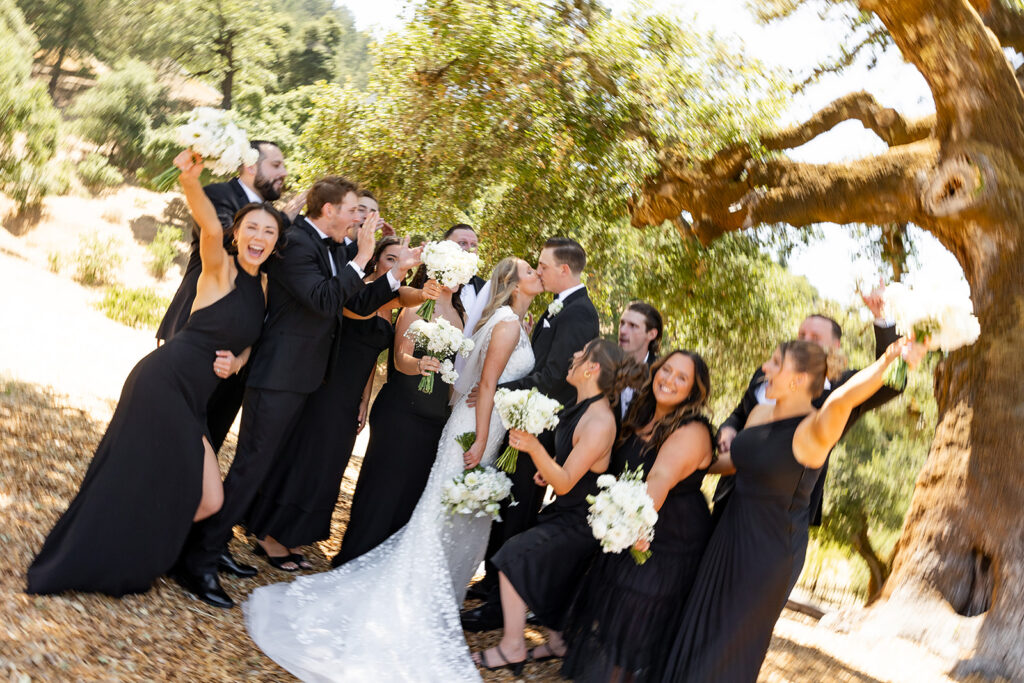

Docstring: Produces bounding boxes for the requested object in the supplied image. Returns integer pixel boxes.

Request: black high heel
[474,645,526,675]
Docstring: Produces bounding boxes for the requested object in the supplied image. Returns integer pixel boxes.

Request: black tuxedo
[480,286,600,589]
[712,323,901,527]
[468,274,487,294]
[155,178,254,453]
[178,216,396,575]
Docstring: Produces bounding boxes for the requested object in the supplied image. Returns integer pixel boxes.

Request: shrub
[99,286,169,329]
[77,153,124,193]
[147,224,181,279]
[47,251,61,273]
[74,233,123,286]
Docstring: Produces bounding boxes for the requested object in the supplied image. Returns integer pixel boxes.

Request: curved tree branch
[971,0,1024,53]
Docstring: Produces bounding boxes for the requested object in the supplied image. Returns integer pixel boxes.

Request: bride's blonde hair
[474,257,522,334]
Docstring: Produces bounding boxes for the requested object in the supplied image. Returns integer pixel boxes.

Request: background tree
[15,0,111,97]
[630,0,1024,677]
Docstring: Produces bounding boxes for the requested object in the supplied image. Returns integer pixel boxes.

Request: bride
[245,257,543,682]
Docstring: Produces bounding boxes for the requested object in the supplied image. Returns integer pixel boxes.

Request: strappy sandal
[473,645,526,675]
[251,542,299,572]
[288,552,314,570]
[528,643,565,663]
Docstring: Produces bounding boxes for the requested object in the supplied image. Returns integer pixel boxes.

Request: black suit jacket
[156,179,252,341]
[499,287,600,407]
[246,216,395,394]
[468,274,487,294]
[713,323,902,525]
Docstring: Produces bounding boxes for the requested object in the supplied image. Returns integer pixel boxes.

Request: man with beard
[155,141,293,470]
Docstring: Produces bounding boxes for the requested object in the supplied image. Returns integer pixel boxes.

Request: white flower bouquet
[441,437,515,521]
[586,464,658,565]
[416,240,480,320]
[882,281,981,388]
[492,388,562,473]
[153,107,259,191]
[405,317,475,393]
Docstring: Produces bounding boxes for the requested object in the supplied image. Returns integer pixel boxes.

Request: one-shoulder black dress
[333,342,452,565]
[245,313,394,547]
[659,415,822,682]
[491,394,604,629]
[27,259,265,596]
[562,423,712,681]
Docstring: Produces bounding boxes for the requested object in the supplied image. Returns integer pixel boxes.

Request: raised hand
[173,149,204,181]
[860,278,886,320]
[282,188,309,220]
[390,236,423,279]
[355,210,379,266]
[379,220,396,237]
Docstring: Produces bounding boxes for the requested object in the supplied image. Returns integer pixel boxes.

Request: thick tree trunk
[880,226,1024,678]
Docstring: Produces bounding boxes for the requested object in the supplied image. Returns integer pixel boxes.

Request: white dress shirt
[620,351,650,417]
[306,218,400,290]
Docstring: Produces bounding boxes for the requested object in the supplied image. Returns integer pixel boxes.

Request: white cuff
[874,318,895,328]
[344,236,354,245]
[385,270,401,291]
[347,261,365,279]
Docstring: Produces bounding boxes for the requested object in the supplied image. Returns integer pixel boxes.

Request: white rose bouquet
[586,464,658,565]
[492,388,562,473]
[405,317,475,393]
[882,281,981,388]
[416,241,480,320]
[153,107,259,191]
[441,434,516,521]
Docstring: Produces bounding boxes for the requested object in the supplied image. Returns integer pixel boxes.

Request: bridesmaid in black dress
[660,338,923,682]
[244,237,404,569]
[561,350,715,683]
[472,339,647,675]
[26,150,285,596]
[332,266,466,566]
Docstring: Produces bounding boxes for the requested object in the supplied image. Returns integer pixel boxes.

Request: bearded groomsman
[462,236,599,631]
[616,301,662,417]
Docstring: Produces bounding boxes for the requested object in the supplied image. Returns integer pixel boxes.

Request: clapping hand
[173,149,204,179]
[213,350,242,378]
[390,237,423,279]
[355,210,379,264]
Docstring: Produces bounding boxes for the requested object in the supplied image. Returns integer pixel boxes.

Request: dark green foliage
[99,286,170,328]
[146,224,182,279]
[76,153,124,193]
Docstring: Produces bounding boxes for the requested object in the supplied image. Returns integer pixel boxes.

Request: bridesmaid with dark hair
[332,264,467,566]
[244,236,415,570]
[660,338,923,682]
[26,150,284,596]
[471,339,647,674]
[561,349,714,683]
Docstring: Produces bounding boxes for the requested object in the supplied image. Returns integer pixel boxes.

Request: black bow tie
[321,236,336,247]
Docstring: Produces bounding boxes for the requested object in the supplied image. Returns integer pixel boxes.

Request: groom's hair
[249,140,280,161]
[444,223,475,238]
[807,314,843,341]
[544,236,586,275]
[307,176,360,218]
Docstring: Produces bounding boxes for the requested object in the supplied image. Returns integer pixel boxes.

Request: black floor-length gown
[245,314,394,547]
[491,395,604,629]
[333,343,452,565]
[27,259,265,597]
[561,422,713,682]
[659,415,822,683]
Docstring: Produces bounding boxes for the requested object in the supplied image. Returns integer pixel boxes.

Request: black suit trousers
[180,386,307,575]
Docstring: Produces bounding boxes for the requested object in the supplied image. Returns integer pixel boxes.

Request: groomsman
[617,301,662,417]
[462,236,599,631]
[172,176,428,609]
[155,140,293,453]
[712,288,901,528]
[445,224,489,341]
[341,189,396,260]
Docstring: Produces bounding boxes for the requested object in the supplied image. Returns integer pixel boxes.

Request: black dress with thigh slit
[27,258,265,597]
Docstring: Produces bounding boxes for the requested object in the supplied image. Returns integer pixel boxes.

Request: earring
[231,235,239,247]
[584,370,592,379]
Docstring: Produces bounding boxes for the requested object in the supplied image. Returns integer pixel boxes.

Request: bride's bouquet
[405,317,475,393]
[492,388,562,473]
[415,240,480,320]
[441,434,516,521]
[882,281,981,388]
[153,107,259,191]
[586,464,658,565]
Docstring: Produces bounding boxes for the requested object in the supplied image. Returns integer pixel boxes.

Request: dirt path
[0,221,962,682]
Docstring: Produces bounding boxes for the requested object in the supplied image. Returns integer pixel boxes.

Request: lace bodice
[245,307,534,682]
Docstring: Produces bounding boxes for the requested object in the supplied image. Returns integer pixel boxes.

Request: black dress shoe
[460,602,503,632]
[218,552,258,578]
[171,569,235,609]
[465,582,492,601]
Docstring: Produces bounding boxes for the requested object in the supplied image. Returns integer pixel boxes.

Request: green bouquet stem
[495,445,520,473]
[455,431,476,451]
[416,298,436,321]
[418,371,436,394]
[630,548,652,565]
[152,166,181,192]
[883,357,908,390]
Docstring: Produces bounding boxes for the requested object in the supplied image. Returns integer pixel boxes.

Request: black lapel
[560,286,588,307]
[230,178,253,207]
[294,216,334,277]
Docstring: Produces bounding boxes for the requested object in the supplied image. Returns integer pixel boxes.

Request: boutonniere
[547,300,564,317]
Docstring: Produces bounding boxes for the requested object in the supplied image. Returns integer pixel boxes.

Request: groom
[461,236,599,631]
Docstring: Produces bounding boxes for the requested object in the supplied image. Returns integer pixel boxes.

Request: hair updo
[779,340,829,398]
[578,338,648,405]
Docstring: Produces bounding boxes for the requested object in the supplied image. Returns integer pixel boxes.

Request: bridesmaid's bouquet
[882,281,981,388]
[586,464,658,565]
[405,318,475,393]
[152,107,258,191]
[492,388,562,473]
[440,441,515,522]
[415,241,480,320]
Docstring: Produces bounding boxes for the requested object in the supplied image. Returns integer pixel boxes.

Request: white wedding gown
[245,306,534,682]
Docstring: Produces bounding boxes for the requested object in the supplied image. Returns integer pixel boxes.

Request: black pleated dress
[561,422,712,681]
[491,394,604,630]
[245,314,394,548]
[26,259,265,597]
[658,415,822,683]
[333,343,452,565]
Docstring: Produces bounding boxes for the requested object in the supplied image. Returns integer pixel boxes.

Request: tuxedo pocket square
[542,319,552,328]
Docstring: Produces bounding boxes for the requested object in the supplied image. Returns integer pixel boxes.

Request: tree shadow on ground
[129,215,159,244]
[2,205,46,237]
